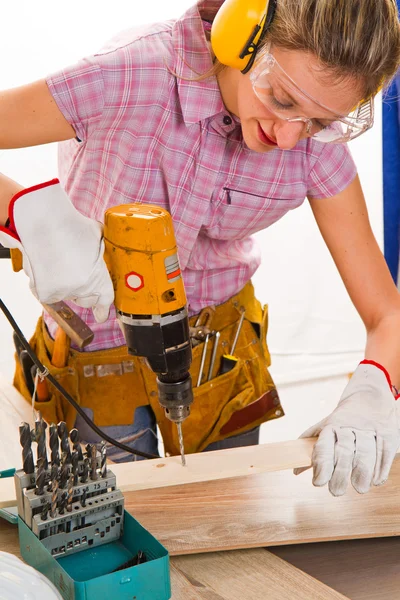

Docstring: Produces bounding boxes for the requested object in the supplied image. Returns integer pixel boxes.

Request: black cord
[0,297,158,460]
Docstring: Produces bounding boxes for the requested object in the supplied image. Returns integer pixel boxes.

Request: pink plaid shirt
[45,0,357,350]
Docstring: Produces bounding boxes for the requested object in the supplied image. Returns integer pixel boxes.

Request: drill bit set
[15,415,124,559]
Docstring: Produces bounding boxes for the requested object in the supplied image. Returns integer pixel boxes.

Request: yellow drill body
[103,204,193,438]
[103,204,186,317]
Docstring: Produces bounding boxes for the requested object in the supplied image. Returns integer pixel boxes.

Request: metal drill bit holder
[14,447,171,600]
[15,456,124,558]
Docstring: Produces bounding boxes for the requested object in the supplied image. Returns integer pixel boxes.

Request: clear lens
[250,50,373,144]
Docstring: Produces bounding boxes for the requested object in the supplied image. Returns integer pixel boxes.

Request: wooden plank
[272,537,400,600]
[0,437,316,508]
[3,461,400,556]
[0,520,21,558]
[0,521,348,600]
[172,550,349,600]
[0,434,318,510]
[0,373,321,506]
[170,564,226,600]
[121,461,400,555]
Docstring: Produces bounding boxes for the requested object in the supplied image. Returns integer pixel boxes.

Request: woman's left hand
[294,361,400,496]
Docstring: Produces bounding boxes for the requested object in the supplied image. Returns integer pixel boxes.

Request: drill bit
[49,423,60,466]
[58,492,67,515]
[57,421,71,463]
[67,474,74,512]
[100,442,107,478]
[71,450,79,486]
[59,452,69,489]
[80,457,90,483]
[69,428,83,461]
[90,445,98,481]
[41,502,49,521]
[19,422,35,474]
[81,489,87,508]
[177,423,186,467]
[50,465,59,518]
[35,457,46,495]
[35,416,48,470]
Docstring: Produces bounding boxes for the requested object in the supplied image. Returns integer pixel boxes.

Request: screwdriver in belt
[219,310,246,375]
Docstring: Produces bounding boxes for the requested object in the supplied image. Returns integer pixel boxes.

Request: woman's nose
[274,120,306,150]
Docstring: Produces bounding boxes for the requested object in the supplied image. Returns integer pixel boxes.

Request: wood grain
[122,460,400,555]
[0,432,319,509]
[170,564,226,600]
[173,550,349,600]
[272,537,400,600]
[0,521,347,600]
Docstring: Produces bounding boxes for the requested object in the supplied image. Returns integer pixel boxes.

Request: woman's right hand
[0,179,114,323]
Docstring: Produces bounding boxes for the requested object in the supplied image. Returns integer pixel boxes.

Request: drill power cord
[0,297,157,460]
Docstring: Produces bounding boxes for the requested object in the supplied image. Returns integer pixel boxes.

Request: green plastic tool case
[13,462,171,600]
[18,511,170,600]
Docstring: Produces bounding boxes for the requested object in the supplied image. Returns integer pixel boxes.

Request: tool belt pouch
[14,318,150,431]
[152,282,284,456]
[14,318,77,429]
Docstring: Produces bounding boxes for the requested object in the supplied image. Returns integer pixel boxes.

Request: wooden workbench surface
[0,519,347,599]
[1,375,400,598]
[2,518,400,599]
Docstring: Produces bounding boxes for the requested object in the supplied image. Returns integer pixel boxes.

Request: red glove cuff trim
[0,224,19,240]
[359,359,397,397]
[4,178,60,240]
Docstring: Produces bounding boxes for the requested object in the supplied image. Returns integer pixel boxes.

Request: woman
[0,0,400,496]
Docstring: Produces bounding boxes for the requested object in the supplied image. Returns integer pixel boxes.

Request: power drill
[103,204,193,465]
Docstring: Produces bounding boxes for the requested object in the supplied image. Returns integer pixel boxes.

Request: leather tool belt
[13,281,284,456]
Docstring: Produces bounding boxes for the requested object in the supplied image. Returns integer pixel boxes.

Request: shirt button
[223,115,232,125]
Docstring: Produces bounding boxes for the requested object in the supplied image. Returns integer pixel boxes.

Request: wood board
[0,430,318,509]
[0,519,348,600]
[122,460,400,555]
[172,550,348,600]
[272,537,400,600]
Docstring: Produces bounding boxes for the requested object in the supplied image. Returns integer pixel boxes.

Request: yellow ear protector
[211,0,277,74]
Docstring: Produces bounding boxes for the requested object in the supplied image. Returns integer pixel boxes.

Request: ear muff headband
[211,0,277,73]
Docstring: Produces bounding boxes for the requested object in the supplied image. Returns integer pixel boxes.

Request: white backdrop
[0,0,382,392]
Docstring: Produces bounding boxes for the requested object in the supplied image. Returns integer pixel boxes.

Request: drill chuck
[157,373,193,423]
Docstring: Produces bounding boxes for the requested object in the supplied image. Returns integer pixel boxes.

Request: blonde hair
[208,0,400,98]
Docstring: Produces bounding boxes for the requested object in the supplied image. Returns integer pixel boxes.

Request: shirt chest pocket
[206,186,301,240]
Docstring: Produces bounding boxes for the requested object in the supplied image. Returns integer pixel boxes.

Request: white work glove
[0,179,114,323]
[294,361,400,496]
[0,551,62,599]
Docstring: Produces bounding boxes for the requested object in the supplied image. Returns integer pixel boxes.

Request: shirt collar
[172,0,227,124]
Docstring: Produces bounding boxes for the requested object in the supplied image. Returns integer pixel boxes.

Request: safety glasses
[249,45,374,144]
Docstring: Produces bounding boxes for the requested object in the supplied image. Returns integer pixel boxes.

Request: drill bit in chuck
[19,422,35,474]
[177,423,186,467]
